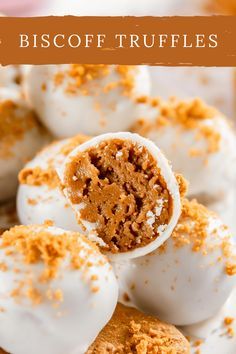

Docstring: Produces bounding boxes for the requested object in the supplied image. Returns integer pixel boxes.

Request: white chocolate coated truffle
[0,224,118,354]
[24,64,151,138]
[115,199,236,326]
[0,88,49,202]
[58,132,181,260]
[17,135,90,231]
[132,98,236,198]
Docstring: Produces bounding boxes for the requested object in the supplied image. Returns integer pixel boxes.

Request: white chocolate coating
[150,67,235,119]
[115,201,236,325]
[24,65,151,138]
[0,225,118,354]
[196,191,236,237]
[132,99,236,198]
[0,65,21,90]
[58,132,181,261]
[17,137,87,231]
[0,88,50,202]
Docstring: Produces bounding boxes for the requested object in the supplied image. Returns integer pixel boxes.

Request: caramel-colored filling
[64,139,172,253]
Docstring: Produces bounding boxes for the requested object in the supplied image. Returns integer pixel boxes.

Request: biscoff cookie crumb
[54,65,136,97]
[0,225,104,305]
[87,303,190,354]
[18,134,91,189]
[164,199,236,275]
[132,98,222,157]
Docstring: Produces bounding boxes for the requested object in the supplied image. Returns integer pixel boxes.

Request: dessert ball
[24,64,151,138]
[87,303,190,353]
[131,97,236,199]
[115,199,236,326]
[58,132,182,260]
[0,224,118,354]
[17,135,90,232]
[0,88,49,202]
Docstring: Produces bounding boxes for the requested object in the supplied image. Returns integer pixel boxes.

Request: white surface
[187,287,236,354]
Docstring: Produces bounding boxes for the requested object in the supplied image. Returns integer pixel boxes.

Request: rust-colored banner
[0,16,235,66]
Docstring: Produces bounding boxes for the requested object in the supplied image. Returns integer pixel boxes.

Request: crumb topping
[18,134,90,189]
[0,100,39,158]
[132,98,222,157]
[63,138,173,254]
[87,303,190,354]
[0,225,104,305]
[161,199,236,275]
[175,173,189,198]
[54,64,136,96]
[19,166,60,189]
[224,317,235,337]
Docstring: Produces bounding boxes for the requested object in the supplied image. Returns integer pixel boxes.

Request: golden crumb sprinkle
[227,327,235,337]
[224,317,234,326]
[225,263,236,276]
[164,199,235,266]
[54,64,136,96]
[0,100,39,158]
[19,166,60,189]
[87,303,190,354]
[131,97,222,157]
[175,173,189,198]
[193,340,203,347]
[0,225,104,305]
[18,134,91,189]
[59,134,90,156]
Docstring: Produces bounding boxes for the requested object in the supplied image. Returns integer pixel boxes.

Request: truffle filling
[64,139,172,253]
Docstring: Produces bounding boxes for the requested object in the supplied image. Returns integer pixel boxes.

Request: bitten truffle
[58,132,182,260]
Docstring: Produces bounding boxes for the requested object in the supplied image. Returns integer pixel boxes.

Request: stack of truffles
[0,64,235,354]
